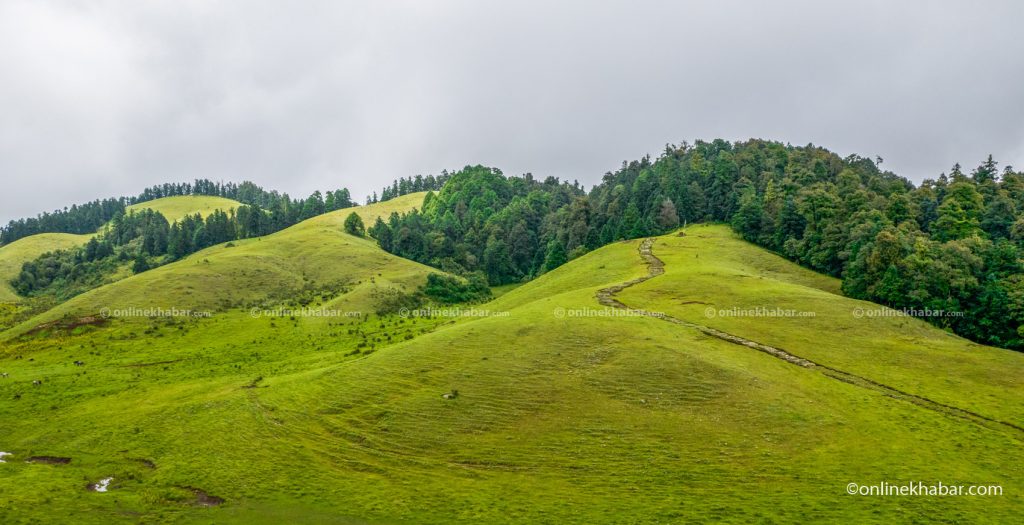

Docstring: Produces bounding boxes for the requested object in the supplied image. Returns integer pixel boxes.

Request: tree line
[367,140,1024,351]
[1,179,355,245]
[371,173,452,204]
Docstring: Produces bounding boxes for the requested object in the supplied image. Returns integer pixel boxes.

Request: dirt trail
[597,238,1024,438]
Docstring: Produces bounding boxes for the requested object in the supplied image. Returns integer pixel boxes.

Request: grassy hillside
[347,192,427,226]
[0,233,94,302]
[3,194,431,336]
[0,196,245,304]
[124,195,242,224]
[616,225,1024,424]
[0,223,1021,523]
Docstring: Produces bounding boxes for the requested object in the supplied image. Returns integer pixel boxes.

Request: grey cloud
[2,0,1023,223]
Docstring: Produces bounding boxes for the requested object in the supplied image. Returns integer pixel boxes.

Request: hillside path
[597,238,1024,438]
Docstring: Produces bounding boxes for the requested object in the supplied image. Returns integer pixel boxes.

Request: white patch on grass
[92,477,113,492]
[0,452,11,463]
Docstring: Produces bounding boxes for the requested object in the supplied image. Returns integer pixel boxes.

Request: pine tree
[542,240,568,272]
[369,217,392,249]
[132,254,150,274]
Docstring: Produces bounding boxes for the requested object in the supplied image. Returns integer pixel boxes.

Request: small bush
[375,288,423,315]
[421,272,492,304]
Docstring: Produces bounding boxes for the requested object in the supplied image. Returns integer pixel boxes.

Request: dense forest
[368,140,1024,351]
[0,179,354,245]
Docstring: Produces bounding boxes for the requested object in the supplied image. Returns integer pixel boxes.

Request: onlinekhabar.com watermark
[250,307,362,319]
[100,306,211,319]
[852,306,964,319]
[704,306,816,319]
[399,307,510,318]
[552,307,655,319]
[846,481,1002,497]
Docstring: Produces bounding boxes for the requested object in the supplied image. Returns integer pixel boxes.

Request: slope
[2,194,430,336]
[0,224,1021,524]
[616,225,1024,424]
[124,195,242,224]
[0,196,245,304]
[0,233,93,302]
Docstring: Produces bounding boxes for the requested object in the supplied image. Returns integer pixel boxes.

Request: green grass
[0,233,94,302]
[346,192,428,227]
[617,224,1024,423]
[0,196,245,304]
[0,222,1021,523]
[2,195,433,337]
[124,196,242,224]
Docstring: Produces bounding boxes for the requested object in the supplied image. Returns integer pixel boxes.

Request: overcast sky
[1,1,1023,223]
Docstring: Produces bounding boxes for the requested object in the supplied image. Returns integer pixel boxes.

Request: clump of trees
[421,273,492,304]
[367,165,587,285]
[343,212,365,237]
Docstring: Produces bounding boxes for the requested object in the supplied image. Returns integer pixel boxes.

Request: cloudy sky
[1,1,1022,222]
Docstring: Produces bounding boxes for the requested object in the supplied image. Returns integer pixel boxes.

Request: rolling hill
[0,220,1020,523]
[124,195,243,224]
[1,192,431,337]
[0,233,94,302]
[0,196,244,304]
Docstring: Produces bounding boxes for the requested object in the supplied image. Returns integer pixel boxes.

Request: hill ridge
[600,236,1024,438]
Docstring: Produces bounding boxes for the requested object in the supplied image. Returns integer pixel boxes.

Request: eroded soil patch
[25,456,71,464]
[179,486,225,507]
[25,316,106,336]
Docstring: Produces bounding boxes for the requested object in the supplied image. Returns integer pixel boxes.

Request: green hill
[0,233,94,302]
[3,193,431,336]
[616,225,1024,424]
[124,195,242,224]
[0,220,1020,523]
[0,196,245,304]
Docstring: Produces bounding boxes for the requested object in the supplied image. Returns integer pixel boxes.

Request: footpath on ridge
[597,237,1024,438]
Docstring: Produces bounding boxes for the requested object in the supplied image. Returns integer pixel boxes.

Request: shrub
[421,272,492,304]
[375,288,424,316]
[343,212,365,237]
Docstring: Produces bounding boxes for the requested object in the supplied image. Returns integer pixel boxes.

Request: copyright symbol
[553,307,565,318]
[853,307,864,319]
[399,308,410,318]
[704,306,716,318]
[250,307,262,319]
[846,483,858,495]
[99,307,111,319]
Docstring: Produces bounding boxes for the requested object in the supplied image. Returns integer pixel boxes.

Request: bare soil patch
[26,316,106,336]
[25,456,71,464]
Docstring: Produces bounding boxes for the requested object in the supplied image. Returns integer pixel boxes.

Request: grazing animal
[1,373,8,378]
[32,380,42,386]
